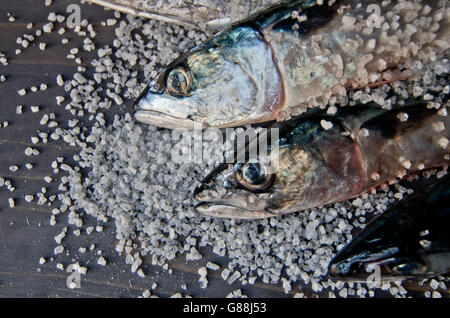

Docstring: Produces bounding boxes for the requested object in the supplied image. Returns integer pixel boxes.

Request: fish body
[328,175,450,279]
[135,0,449,129]
[86,0,280,30]
[194,101,449,219]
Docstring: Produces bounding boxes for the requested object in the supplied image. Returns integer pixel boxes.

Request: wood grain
[0,0,445,299]
[0,0,300,298]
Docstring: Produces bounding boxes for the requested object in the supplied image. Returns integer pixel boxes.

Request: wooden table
[0,0,300,298]
[1,0,447,299]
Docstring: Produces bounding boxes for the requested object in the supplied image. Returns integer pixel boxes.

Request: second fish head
[194,116,365,219]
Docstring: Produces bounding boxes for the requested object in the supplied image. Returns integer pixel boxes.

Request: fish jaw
[195,202,277,219]
[193,169,275,219]
[328,251,450,280]
[135,90,201,130]
[193,160,279,219]
[327,247,402,278]
[135,110,199,130]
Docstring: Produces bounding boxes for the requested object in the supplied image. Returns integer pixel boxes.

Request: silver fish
[194,100,449,219]
[85,0,280,30]
[135,0,449,129]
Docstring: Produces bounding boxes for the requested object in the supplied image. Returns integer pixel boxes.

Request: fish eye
[166,67,192,97]
[392,262,421,275]
[236,162,274,191]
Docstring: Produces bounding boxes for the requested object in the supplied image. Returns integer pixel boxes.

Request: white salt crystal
[97,256,107,266]
[56,74,64,86]
[320,120,333,130]
[43,22,54,33]
[54,245,64,255]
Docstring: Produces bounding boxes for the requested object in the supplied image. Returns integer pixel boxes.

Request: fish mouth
[134,81,205,129]
[328,260,414,281]
[195,202,276,219]
[327,246,402,278]
[134,109,204,130]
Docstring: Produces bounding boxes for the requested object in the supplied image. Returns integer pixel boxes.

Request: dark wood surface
[0,0,301,298]
[0,0,447,299]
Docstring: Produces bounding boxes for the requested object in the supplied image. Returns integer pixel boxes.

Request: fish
[134,0,449,129]
[193,100,449,219]
[328,175,450,279]
[85,0,280,30]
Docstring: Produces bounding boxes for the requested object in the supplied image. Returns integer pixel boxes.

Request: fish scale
[358,104,450,190]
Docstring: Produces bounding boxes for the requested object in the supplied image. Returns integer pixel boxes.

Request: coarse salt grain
[9,166,18,172]
[438,137,448,149]
[397,112,408,122]
[56,74,64,86]
[97,257,107,266]
[320,120,333,130]
[43,22,54,33]
[54,245,64,255]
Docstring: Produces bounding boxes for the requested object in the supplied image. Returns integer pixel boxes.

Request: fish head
[194,117,364,219]
[193,148,313,219]
[327,239,437,280]
[193,159,279,220]
[135,25,283,129]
